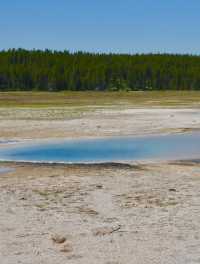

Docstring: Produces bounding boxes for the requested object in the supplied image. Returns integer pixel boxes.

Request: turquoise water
[0,133,200,163]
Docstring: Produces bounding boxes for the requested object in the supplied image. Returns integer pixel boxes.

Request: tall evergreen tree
[0,49,200,91]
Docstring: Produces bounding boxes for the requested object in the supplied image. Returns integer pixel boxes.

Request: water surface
[0,133,200,163]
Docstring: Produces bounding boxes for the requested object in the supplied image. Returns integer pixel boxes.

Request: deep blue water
[0,133,200,163]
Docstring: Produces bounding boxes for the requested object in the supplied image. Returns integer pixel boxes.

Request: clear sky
[1,0,200,54]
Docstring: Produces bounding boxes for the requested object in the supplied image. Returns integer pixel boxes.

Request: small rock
[19,197,26,200]
[51,234,66,244]
[60,243,73,253]
[169,188,177,192]
[96,184,103,189]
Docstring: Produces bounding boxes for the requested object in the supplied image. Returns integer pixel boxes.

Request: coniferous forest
[1,49,200,91]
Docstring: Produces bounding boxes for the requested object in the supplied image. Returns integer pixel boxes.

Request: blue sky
[0,0,200,54]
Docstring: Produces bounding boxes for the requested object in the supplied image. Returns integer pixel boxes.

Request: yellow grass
[0,91,200,107]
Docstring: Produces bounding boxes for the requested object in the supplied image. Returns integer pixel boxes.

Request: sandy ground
[1,107,200,263]
[1,161,200,264]
[0,107,200,140]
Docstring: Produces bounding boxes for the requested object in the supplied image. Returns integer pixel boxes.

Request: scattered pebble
[60,243,73,253]
[96,184,103,189]
[169,188,177,192]
[51,234,66,244]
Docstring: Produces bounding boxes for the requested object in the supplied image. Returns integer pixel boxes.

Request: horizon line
[0,47,200,57]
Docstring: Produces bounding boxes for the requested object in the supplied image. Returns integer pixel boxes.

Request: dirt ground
[1,106,200,264]
[0,107,200,140]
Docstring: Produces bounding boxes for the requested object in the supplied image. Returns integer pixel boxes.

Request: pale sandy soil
[0,107,200,140]
[1,161,200,264]
[1,107,200,264]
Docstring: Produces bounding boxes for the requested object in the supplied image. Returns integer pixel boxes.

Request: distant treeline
[1,49,200,91]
